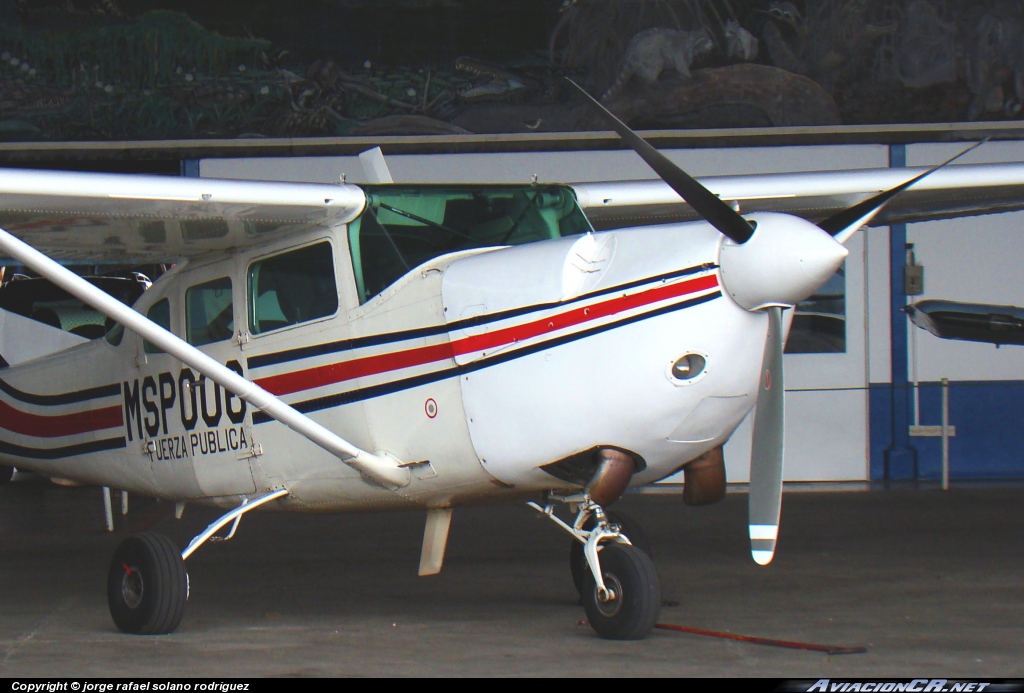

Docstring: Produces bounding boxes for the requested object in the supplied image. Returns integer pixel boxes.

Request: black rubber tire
[570,510,651,595]
[107,532,188,635]
[0,465,13,484]
[581,543,661,640]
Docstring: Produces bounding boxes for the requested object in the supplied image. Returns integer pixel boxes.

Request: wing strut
[0,226,411,490]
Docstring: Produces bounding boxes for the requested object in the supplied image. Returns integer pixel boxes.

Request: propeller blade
[748,306,785,565]
[567,78,755,245]
[817,139,987,240]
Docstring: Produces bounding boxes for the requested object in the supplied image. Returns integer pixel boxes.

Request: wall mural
[0,0,1021,142]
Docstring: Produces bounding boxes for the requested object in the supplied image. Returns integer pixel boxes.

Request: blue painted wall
[871,380,1024,480]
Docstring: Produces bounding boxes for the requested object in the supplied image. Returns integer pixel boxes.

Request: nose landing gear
[569,509,651,595]
[529,492,661,640]
[581,542,660,640]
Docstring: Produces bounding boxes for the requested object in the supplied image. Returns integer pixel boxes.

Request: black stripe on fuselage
[0,436,127,460]
[247,263,718,370]
[0,376,121,406]
[252,289,721,423]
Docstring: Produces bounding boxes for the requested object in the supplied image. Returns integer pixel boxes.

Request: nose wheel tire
[570,510,651,596]
[107,533,188,635]
[581,543,661,640]
[0,465,13,484]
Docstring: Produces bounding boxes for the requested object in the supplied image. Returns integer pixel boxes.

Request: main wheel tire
[570,510,651,595]
[581,543,661,640]
[107,532,188,635]
[0,465,13,484]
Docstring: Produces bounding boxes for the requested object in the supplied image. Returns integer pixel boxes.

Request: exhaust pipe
[586,448,637,506]
[683,446,726,506]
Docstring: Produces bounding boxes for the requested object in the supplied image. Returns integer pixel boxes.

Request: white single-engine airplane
[1,85,1024,640]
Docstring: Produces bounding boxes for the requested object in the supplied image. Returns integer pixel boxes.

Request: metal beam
[3,121,1024,165]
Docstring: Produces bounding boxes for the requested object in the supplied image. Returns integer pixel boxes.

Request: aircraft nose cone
[718,214,849,311]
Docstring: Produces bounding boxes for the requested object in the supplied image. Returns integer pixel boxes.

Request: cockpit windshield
[347,184,592,303]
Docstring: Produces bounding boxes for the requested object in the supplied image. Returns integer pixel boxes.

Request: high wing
[0,168,365,263]
[572,162,1024,231]
[3,162,1024,264]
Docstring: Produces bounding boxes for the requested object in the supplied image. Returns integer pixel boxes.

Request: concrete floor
[0,474,1022,678]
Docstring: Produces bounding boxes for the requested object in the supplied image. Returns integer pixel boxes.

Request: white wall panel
[724,387,868,483]
[907,211,1024,382]
[201,145,887,185]
[905,139,1024,383]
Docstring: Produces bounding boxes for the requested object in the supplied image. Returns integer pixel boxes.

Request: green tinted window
[248,242,338,335]
[348,185,592,303]
[186,277,233,346]
[143,299,170,354]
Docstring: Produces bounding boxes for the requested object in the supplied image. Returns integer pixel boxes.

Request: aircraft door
[181,270,257,496]
[138,268,257,497]
[120,296,195,498]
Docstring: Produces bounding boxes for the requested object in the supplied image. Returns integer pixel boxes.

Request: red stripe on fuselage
[0,399,123,438]
[255,273,719,397]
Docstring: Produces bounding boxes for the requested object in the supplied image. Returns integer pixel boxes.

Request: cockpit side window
[248,241,338,335]
[186,277,233,347]
[348,184,592,304]
[143,298,170,354]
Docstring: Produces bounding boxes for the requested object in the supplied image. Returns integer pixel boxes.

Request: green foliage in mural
[0,10,288,140]
[0,11,269,90]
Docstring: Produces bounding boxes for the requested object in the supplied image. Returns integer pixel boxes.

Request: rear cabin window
[186,277,233,346]
[348,185,592,303]
[0,276,147,341]
[248,242,338,335]
[143,299,170,354]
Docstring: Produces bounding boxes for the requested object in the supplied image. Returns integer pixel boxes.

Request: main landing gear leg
[107,488,289,635]
[529,493,661,640]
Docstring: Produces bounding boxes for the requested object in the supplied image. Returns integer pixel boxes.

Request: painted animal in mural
[757,1,811,77]
[964,4,1024,120]
[756,0,897,89]
[454,57,539,102]
[896,0,959,90]
[724,18,759,62]
[600,28,715,101]
[814,0,898,77]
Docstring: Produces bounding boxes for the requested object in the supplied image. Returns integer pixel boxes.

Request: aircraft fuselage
[0,184,771,511]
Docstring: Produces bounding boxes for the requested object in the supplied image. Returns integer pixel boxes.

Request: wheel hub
[121,566,144,610]
[594,573,623,616]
